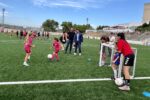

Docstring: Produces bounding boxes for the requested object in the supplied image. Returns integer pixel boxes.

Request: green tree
[142,23,149,27]
[86,24,93,30]
[96,25,109,30]
[73,24,93,33]
[135,22,150,32]
[61,21,73,32]
[42,19,59,32]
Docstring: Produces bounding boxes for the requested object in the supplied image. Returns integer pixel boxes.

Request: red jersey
[24,36,33,53]
[24,36,33,49]
[53,41,60,52]
[23,31,27,36]
[117,39,133,56]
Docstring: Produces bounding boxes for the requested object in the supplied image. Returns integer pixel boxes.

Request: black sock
[124,79,130,86]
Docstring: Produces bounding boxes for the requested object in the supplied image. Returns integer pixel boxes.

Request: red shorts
[25,47,31,53]
[55,50,59,53]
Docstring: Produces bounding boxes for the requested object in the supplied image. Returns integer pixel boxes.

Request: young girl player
[23,32,35,66]
[50,37,61,61]
[116,33,135,91]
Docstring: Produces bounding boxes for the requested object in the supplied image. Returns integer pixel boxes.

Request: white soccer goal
[99,43,137,78]
[99,43,115,67]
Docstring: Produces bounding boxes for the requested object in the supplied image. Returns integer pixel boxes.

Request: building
[143,3,150,23]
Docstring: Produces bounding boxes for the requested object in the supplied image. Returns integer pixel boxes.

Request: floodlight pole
[2,8,5,27]
[86,17,89,25]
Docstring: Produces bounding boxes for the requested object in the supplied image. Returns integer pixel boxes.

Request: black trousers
[75,42,81,53]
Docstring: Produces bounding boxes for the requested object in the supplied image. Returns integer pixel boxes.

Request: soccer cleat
[23,62,29,66]
[74,53,77,55]
[118,85,130,91]
[79,53,82,56]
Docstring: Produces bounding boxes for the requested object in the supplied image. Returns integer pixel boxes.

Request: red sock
[55,53,59,60]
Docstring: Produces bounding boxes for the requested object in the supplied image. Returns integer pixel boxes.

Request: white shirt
[110,36,116,44]
[77,33,80,41]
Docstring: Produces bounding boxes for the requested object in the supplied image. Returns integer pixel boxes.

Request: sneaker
[79,53,82,56]
[74,53,77,55]
[23,62,29,66]
[118,85,130,91]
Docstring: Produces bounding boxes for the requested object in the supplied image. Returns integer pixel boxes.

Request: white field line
[0,77,150,85]
[133,77,150,80]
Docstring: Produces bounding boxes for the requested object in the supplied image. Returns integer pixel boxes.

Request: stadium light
[86,17,89,25]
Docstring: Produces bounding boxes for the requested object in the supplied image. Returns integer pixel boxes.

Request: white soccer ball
[47,54,52,59]
[115,78,124,86]
[62,39,65,42]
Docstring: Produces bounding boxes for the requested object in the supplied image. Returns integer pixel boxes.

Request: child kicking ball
[49,37,61,61]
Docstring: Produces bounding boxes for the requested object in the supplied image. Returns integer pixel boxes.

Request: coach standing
[73,30,83,56]
[65,28,75,54]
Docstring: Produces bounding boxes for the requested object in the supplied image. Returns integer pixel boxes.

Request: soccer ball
[62,39,65,42]
[47,54,52,59]
[115,78,124,86]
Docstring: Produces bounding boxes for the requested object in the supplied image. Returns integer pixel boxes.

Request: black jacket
[67,31,75,41]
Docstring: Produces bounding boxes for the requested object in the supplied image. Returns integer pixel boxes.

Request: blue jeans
[65,40,73,53]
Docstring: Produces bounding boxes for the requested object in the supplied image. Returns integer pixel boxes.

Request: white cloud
[0,2,10,8]
[32,0,119,9]
[0,11,8,17]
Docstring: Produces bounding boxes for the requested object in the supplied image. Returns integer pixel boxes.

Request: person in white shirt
[108,32,116,56]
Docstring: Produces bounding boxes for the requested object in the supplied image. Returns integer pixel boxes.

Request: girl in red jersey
[50,37,61,61]
[116,33,135,91]
[23,32,35,66]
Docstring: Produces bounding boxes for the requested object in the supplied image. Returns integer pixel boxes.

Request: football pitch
[0,33,150,100]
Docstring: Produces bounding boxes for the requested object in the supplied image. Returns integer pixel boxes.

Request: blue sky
[0,0,149,28]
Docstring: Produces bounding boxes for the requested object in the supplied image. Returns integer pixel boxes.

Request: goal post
[99,43,137,78]
[99,43,115,67]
